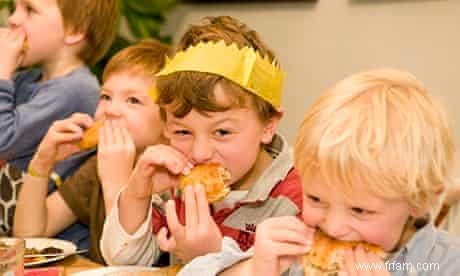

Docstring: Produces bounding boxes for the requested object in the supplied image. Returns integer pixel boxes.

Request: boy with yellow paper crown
[14,39,170,264]
[100,16,303,269]
[221,68,460,276]
[0,0,119,243]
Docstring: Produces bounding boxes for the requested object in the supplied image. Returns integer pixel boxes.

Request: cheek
[94,105,104,120]
[169,139,192,156]
[301,201,324,228]
[353,218,406,251]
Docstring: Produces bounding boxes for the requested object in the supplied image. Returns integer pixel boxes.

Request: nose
[190,135,214,164]
[103,100,122,118]
[7,8,23,29]
[320,210,350,239]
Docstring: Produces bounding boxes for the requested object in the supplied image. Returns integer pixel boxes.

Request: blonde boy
[14,39,170,264]
[235,68,460,276]
[100,16,303,270]
[0,0,119,239]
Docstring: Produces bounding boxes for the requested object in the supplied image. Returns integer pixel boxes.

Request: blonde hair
[294,68,455,214]
[57,0,120,65]
[102,39,171,83]
[157,16,280,122]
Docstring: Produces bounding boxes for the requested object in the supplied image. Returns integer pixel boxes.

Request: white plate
[71,266,160,276]
[24,238,77,267]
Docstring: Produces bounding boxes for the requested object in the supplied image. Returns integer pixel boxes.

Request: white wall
[162,0,460,144]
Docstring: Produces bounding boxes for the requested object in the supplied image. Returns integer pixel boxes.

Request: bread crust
[77,121,102,149]
[179,163,231,203]
[302,230,385,275]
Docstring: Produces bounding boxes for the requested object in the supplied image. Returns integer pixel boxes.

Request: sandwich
[179,163,231,203]
[302,230,386,275]
[77,121,102,149]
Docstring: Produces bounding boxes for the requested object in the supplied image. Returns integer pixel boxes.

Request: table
[57,255,101,275]
[52,255,182,275]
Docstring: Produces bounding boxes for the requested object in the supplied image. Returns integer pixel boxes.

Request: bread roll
[179,163,231,203]
[302,230,386,275]
[77,121,102,149]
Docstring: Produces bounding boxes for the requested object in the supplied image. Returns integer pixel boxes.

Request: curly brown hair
[157,16,282,122]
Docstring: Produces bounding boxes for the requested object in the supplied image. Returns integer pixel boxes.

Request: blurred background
[1,0,460,145]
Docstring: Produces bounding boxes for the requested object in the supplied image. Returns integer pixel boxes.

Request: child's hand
[98,120,136,199]
[0,28,26,79]
[339,247,390,276]
[156,184,222,262]
[32,113,91,174]
[253,216,313,276]
[124,144,192,200]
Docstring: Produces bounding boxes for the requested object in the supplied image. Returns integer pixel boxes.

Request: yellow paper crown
[156,40,285,108]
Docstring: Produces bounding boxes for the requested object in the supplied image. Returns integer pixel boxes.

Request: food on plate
[24,246,64,264]
[77,121,102,149]
[302,230,386,275]
[179,163,231,203]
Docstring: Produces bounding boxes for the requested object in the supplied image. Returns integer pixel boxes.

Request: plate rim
[23,237,78,267]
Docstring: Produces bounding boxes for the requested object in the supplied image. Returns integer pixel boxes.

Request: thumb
[156,227,177,252]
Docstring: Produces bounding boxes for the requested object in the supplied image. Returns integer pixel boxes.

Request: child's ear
[64,30,85,45]
[408,205,425,219]
[261,108,284,144]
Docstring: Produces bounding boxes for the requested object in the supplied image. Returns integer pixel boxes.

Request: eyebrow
[168,117,240,129]
[24,0,40,10]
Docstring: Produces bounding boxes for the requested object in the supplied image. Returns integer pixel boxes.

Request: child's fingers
[51,121,84,136]
[367,253,389,276]
[70,113,93,128]
[120,123,134,148]
[52,131,84,143]
[165,200,184,240]
[156,227,177,252]
[268,228,312,247]
[195,184,212,222]
[343,249,358,276]
[184,185,198,228]
[354,247,374,276]
[271,241,311,257]
[264,216,314,238]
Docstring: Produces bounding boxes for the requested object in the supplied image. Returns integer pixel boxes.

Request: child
[226,68,460,276]
[100,16,303,269]
[13,39,170,264]
[0,0,119,239]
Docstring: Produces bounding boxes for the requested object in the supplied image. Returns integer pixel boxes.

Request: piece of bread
[179,163,231,203]
[77,121,102,149]
[302,230,386,275]
[21,39,28,54]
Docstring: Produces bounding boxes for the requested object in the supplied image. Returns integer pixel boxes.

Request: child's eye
[25,4,34,13]
[174,130,191,136]
[306,195,325,206]
[214,129,231,137]
[127,97,142,105]
[351,207,375,216]
[99,94,111,101]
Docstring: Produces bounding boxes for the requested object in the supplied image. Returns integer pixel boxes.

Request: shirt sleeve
[178,237,254,276]
[100,187,161,266]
